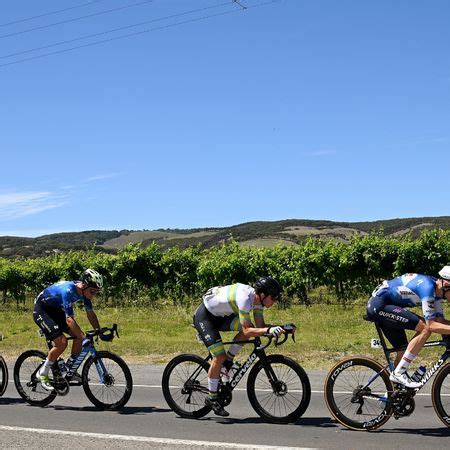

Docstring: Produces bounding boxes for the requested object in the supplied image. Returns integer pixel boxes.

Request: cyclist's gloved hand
[268,326,284,337]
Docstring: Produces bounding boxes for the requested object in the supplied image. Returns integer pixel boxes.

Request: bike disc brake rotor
[271,380,288,397]
[102,373,115,387]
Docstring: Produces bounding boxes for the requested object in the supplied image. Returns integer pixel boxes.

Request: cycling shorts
[33,299,69,340]
[366,289,421,348]
[193,303,241,357]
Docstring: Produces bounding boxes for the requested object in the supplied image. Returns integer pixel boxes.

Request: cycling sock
[65,354,77,369]
[226,343,243,361]
[394,351,417,375]
[39,358,54,377]
[208,378,219,399]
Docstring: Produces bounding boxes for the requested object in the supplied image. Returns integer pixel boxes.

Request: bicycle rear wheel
[324,357,393,431]
[82,351,133,410]
[162,353,211,419]
[431,362,450,427]
[0,356,8,396]
[247,354,311,423]
[13,350,56,406]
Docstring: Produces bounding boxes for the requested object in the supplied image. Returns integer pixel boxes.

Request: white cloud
[84,173,119,183]
[0,191,67,221]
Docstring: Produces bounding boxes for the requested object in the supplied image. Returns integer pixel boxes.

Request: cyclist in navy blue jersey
[366,265,450,388]
[33,269,103,390]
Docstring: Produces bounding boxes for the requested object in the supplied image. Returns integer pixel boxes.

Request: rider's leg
[394,323,430,376]
[392,320,426,365]
[33,302,68,378]
[193,304,230,416]
[66,317,84,356]
[39,335,68,377]
[208,352,227,383]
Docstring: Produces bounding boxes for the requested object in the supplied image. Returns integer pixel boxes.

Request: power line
[0,0,107,28]
[0,0,155,39]
[0,2,231,61]
[0,0,279,69]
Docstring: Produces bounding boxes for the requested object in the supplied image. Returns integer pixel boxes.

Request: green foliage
[0,230,449,306]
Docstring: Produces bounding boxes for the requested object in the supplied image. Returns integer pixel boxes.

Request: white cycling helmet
[81,268,104,289]
[438,264,450,281]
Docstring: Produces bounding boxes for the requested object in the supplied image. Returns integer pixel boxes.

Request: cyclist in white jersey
[194,276,285,416]
[366,265,450,388]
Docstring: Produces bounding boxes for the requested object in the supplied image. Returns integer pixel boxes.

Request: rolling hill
[1,216,450,257]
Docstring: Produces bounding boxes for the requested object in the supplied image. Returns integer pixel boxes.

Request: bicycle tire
[82,351,133,410]
[431,362,450,428]
[247,354,311,423]
[13,350,56,406]
[324,356,393,431]
[0,355,8,396]
[162,353,211,419]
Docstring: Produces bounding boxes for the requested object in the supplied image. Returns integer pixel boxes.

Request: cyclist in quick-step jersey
[194,276,285,416]
[366,265,450,388]
[33,269,103,390]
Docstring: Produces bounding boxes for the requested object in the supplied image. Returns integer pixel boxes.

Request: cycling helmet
[439,264,450,281]
[254,276,282,299]
[80,269,103,289]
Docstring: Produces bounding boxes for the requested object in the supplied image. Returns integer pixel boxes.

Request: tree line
[1,229,449,307]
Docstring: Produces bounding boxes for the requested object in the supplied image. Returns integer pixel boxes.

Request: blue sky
[1,0,449,237]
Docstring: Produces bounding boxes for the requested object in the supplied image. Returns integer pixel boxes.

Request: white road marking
[7,380,437,395]
[0,425,315,449]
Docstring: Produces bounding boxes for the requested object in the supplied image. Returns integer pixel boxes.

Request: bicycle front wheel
[324,357,393,431]
[82,351,133,410]
[13,350,56,406]
[247,354,311,423]
[431,362,450,428]
[0,355,8,396]
[162,353,211,419]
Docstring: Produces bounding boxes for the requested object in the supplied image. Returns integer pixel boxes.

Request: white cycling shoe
[389,371,421,389]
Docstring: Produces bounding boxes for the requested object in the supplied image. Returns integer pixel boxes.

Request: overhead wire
[0,0,279,69]
[0,2,230,61]
[0,0,155,39]
[0,0,107,28]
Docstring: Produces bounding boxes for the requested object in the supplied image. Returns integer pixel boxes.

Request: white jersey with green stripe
[202,283,263,321]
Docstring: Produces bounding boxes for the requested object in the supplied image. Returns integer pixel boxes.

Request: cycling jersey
[372,274,443,320]
[35,281,93,317]
[202,283,264,323]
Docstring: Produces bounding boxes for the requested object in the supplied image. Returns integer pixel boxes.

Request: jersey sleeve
[252,304,264,321]
[422,298,444,320]
[418,278,442,320]
[234,286,253,324]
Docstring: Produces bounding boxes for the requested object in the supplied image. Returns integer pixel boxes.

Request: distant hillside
[1,217,450,257]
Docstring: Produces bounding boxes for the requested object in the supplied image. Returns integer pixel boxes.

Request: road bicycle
[14,324,132,410]
[162,324,311,423]
[0,354,8,397]
[324,315,450,430]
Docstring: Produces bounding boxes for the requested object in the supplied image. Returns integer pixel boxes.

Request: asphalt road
[1,363,449,449]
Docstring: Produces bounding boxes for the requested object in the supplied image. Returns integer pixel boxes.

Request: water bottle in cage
[56,358,67,375]
[411,365,426,382]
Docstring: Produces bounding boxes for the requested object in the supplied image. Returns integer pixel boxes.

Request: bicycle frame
[45,336,108,384]
[190,336,275,394]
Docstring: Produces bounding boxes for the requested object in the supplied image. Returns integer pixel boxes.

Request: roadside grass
[0,301,444,369]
